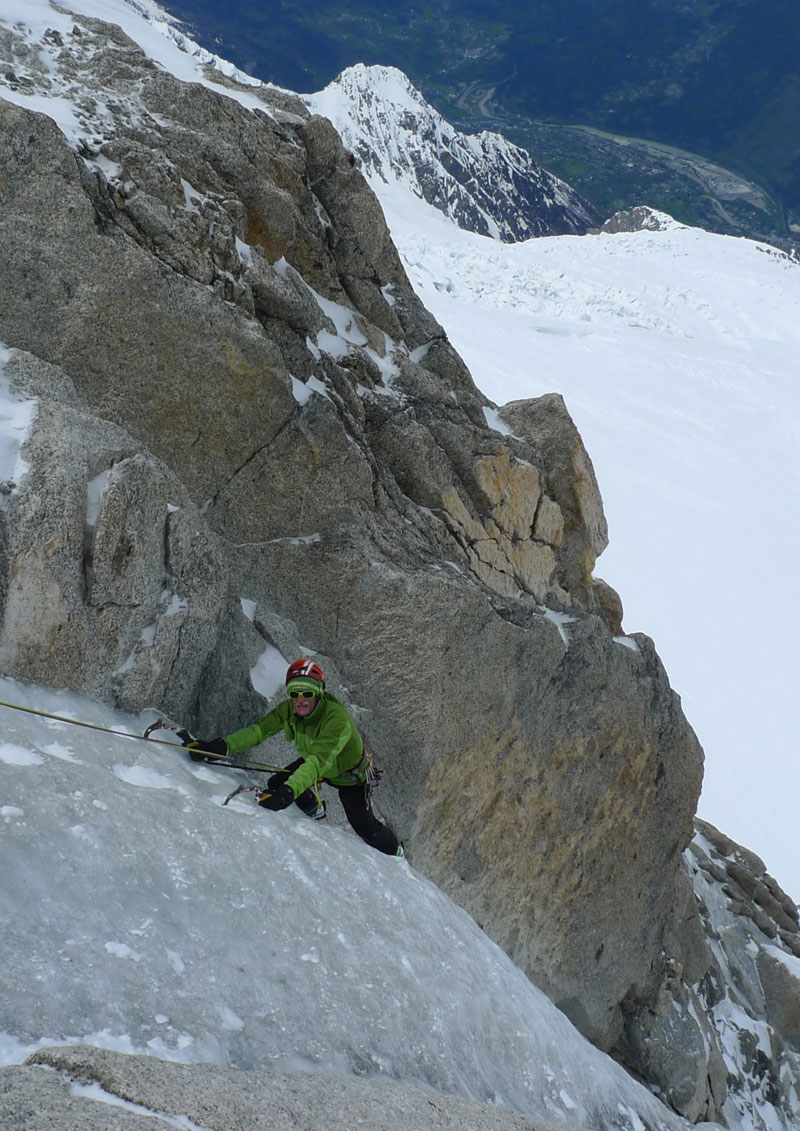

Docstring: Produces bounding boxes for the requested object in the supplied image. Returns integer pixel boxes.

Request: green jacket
[223,693,365,797]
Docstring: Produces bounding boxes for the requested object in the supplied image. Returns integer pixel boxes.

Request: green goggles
[288,689,318,699]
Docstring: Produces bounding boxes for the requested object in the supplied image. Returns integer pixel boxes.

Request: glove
[258,784,294,811]
[185,737,227,761]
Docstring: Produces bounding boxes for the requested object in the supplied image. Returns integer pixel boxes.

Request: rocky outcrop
[599,207,678,234]
[0,6,703,1100]
[1,1046,568,1131]
[611,820,800,1128]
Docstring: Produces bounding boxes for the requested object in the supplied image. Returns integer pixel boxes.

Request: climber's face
[291,693,318,718]
[287,683,320,719]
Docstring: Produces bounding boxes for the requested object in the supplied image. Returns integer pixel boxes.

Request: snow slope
[371,185,800,905]
[0,676,692,1131]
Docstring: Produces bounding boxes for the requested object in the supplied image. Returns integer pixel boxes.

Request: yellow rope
[0,697,284,770]
[0,698,181,748]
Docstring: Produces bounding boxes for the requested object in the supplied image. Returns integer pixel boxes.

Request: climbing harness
[339,744,382,789]
[364,744,382,792]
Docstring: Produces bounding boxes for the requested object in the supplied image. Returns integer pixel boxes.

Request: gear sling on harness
[340,745,381,790]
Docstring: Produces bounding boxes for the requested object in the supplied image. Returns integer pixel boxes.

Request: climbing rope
[0,698,181,748]
[0,697,284,772]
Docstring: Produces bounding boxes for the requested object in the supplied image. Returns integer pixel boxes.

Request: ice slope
[371,184,800,906]
[0,676,694,1131]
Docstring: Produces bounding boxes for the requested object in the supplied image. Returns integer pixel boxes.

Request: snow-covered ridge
[307,64,601,242]
[0,0,280,146]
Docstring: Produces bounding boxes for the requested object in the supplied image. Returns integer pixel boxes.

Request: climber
[187,659,403,857]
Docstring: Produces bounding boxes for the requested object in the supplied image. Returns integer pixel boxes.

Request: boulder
[498,396,608,604]
[0,1045,568,1131]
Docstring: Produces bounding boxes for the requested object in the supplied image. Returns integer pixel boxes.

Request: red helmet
[285,658,325,687]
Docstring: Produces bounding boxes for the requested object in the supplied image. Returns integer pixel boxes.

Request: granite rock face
[0,348,269,725]
[0,6,704,1096]
[0,1046,566,1131]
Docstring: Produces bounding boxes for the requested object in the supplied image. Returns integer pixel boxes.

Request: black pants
[268,759,399,856]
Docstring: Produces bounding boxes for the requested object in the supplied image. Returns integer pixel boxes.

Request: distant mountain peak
[307,63,602,243]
